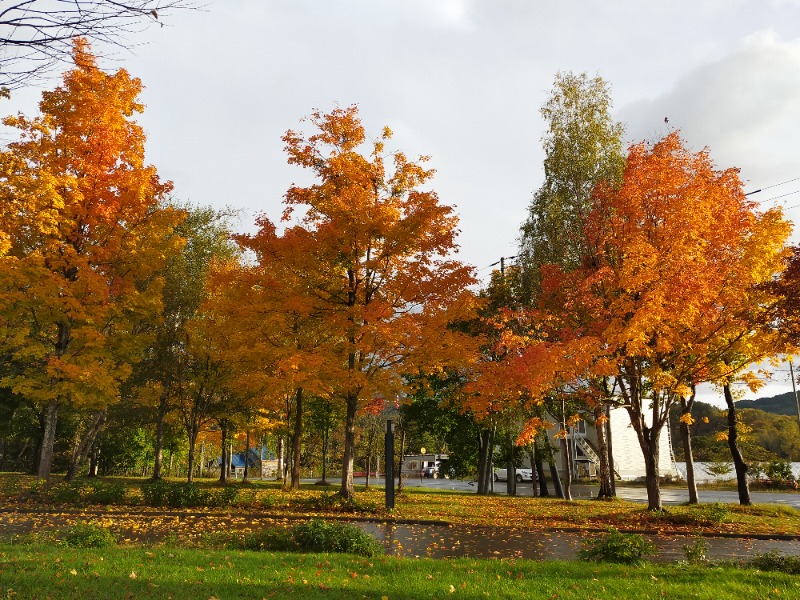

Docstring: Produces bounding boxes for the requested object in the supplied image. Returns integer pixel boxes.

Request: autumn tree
[698,209,792,505]
[277,106,478,499]
[211,221,337,490]
[0,40,181,482]
[551,133,790,510]
[774,246,800,346]
[0,1,194,88]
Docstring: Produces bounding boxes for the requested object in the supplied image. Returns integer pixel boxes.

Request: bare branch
[0,1,197,88]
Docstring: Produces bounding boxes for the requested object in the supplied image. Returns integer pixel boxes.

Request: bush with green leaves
[578,528,656,565]
[240,520,382,557]
[61,524,117,548]
[140,479,170,506]
[304,491,381,514]
[49,480,126,505]
[765,460,795,483]
[85,481,126,504]
[141,481,240,508]
[681,537,708,565]
[292,519,382,556]
[747,551,800,575]
[216,484,239,506]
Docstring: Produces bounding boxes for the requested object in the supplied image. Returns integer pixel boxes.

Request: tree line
[1,46,798,511]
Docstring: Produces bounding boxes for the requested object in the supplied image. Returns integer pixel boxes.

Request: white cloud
[619,31,800,241]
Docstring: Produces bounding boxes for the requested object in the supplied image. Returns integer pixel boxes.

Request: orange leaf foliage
[0,39,181,408]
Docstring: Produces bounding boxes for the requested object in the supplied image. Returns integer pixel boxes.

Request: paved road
[351,476,800,508]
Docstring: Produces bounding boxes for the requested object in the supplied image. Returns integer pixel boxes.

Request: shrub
[292,519,382,557]
[241,527,297,552]
[304,491,381,515]
[61,524,117,548]
[141,479,170,507]
[84,481,126,505]
[748,551,800,575]
[234,520,382,556]
[703,460,734,480]
[681,537,708,565]
[578,528,655,565]
[218,485,240,506]
[49,480,127,506]
[50,483,83,504]
[167,483,209,507]
[765,460,795,484]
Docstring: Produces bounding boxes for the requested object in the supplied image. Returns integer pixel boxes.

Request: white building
[550,405,677,481]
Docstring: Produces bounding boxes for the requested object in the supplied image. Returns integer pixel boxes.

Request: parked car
[422,465,439,478]
[493,468,534,483]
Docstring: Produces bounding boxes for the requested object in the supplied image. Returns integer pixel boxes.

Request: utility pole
[492,255,517,276]
[491,256,517,495]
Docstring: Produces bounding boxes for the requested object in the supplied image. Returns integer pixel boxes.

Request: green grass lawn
[1,542,797,600]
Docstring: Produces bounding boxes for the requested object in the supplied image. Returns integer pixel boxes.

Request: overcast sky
[3,0,800,404]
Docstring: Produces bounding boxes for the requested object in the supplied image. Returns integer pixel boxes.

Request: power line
[764,189,800,204]
[745,176,800,197]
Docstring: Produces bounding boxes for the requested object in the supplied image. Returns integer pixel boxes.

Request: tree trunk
[88,442,99,477]
[365,422,375,490]
[291,387,303,490]
[724,383,751,505]
[560,397,572,501]
[30,408,46,475]
[37,399,59,483]
[339,392,359,499]
[623,380,664,511]
[396,426,406,495]
[186,436,196,483]
[276,437,284,481]
[549,460,564,499]
[152,393,169,480]
[560,436,573,501]
[632,420,662,511]
[506,430,516,496]
[606,404,616,495]
[65,409,107,482]
[243,429,250,482]
[219,422,228,484]
[680,394,699,504]
[594,404,613,499]
[321,424,329,484]
[527,447,537,496]
[533,440,549,497]
[642,437,662,511]
[477,428,491,495]
[486,426,496,494]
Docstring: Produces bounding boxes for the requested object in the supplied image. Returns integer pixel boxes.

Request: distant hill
[737,392,799,417]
